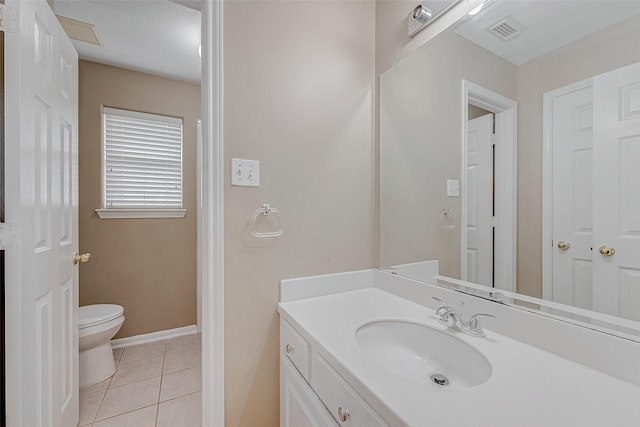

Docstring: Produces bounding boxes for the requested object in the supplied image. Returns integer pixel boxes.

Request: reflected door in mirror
[547,62,640,322]
[549,83,594,310]
[593,62,640,322]
[466,113,494,287]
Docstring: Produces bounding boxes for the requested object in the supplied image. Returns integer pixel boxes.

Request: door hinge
[0,223,18,250]
[0,4,18,33]
[491,216,498,228]
[492,134,498,147]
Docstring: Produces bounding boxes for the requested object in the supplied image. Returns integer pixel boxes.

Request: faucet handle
[467,313,495,334]
[431,297,449,308]
[431,297,452,323]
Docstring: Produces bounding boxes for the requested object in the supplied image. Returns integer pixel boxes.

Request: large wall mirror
[380,0,640,338]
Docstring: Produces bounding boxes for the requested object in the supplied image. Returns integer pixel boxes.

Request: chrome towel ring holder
[250,204,284,238]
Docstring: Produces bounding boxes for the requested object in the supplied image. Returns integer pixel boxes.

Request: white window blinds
[103,107,183,209]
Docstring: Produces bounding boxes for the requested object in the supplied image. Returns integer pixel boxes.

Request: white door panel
[466,114,493,287]
[593,62,640,319]
[5,0,79,426]
[550,85,594,309]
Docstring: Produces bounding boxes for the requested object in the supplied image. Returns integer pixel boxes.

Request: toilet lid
[79,304,124,328]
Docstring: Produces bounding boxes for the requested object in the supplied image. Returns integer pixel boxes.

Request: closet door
[549,84,594,310]
[592,62,640,321]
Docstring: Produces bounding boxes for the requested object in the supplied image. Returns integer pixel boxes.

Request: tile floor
[79,333,202,427]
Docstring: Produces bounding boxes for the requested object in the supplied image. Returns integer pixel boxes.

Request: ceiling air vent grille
[487,16,525,41]
[56,15,102,46]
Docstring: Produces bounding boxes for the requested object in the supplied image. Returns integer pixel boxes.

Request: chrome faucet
[432,297,495,338]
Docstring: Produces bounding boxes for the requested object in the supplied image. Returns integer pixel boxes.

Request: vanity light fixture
[408,0,463,38]
[412,4,433,24]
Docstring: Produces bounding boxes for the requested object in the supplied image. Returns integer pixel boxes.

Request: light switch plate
[447,179,460,197]
[231,158,260,187]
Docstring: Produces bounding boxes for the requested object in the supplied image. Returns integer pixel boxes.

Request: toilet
[79,304,125,388]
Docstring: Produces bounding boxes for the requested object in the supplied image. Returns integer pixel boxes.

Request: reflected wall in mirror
[380,0,640,329]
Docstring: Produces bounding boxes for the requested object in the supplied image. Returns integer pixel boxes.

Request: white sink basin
[355,320,492,388]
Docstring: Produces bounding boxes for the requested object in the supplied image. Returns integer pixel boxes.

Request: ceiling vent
[56,15,102,46]
[486,16,525,41]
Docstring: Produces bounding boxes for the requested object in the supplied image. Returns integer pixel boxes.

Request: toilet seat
[79,304,124,329]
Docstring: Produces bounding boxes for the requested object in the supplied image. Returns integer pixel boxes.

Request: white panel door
[550,85,594,309]
[4,0,79,426]
[466,114,493,287]
[593,62,640,321]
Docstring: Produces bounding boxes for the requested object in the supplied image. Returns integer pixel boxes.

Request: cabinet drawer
[281,320,310,380]
[313,354,388,427]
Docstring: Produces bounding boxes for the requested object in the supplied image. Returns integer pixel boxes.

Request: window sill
[95,209,187,219]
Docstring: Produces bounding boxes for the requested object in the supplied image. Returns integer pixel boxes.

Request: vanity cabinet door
[281,357,338,427]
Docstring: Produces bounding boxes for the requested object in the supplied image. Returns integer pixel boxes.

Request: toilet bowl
[79,304,125,388]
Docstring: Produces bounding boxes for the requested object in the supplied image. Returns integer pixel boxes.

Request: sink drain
[430,374,450,386]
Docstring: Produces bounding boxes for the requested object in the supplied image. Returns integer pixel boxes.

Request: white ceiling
[454,0,640,65]
[54,0,201,83]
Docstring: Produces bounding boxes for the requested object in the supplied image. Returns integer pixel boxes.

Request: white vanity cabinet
[281,319,311,380]
[312,354,389,427]
[280,357,338,427]
[279,271,640,427]
[280,319,389,427]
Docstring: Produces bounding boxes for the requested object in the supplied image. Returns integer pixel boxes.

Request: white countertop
[278,287,640,427]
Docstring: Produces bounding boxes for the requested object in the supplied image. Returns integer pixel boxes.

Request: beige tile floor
[79,333,202,427]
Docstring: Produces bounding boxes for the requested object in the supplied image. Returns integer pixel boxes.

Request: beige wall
[375,0,475,75]
[515,14,640,298]
[376,0,431,74]
[379,31,516,277]
[78,60,200,338]
[223,2,375,426]
[374,0,481,271]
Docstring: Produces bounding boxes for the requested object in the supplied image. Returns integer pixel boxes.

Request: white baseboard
[111,325,199,349]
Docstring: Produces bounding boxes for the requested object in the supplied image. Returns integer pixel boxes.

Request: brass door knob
[285,344,294,354]
[72,253,91,265]
[599,245,615,257]
[557,241,570,250]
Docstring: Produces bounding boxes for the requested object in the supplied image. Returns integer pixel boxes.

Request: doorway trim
[201,1,224,426]
[541,77,592,301]
[460,80,517,292]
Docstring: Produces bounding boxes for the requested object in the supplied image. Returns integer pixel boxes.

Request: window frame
[95,106,187,219]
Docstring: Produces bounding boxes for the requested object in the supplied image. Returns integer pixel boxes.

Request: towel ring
[440,208,455,230]
[250,204,284,238]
